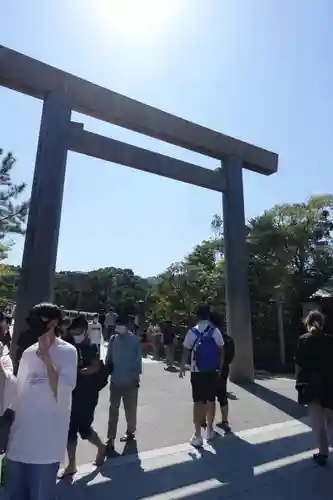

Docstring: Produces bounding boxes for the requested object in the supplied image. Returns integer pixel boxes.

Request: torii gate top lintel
[0,45,278,176]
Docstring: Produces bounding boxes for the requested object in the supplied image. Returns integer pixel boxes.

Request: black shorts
[68,392,98,442]
[216,366,230,406]
[191,372,218,403]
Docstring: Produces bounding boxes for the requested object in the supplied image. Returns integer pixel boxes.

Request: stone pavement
[56,418,333,499]
[74,348,305,465]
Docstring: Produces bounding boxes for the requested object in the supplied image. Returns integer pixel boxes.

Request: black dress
[295,333,333,409]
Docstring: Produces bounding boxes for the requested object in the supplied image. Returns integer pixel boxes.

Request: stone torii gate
[0,45,278,382]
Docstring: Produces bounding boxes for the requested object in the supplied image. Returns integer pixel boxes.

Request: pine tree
[0,150,28,259]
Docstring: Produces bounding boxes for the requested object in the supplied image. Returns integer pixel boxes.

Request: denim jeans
[4,460,59,500]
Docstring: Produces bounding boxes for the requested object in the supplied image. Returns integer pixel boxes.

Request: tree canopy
[0,150,28,260]
[1,190,333,371]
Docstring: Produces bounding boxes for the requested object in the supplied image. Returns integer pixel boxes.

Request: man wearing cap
[5,302,77,500]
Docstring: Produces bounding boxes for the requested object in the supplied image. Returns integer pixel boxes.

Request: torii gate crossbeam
[0,45,278,382]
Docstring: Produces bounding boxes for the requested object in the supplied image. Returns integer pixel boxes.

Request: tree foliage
[2,185,333,371]
[0,150,28,259]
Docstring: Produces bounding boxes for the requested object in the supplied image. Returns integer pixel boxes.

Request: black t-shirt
[67,337,99,396]
[296,332,333,408]
[98,313,106,327]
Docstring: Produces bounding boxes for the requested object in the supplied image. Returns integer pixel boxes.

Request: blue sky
[1,0,332,277]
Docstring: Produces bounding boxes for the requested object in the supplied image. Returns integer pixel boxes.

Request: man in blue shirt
[105,314,142,454]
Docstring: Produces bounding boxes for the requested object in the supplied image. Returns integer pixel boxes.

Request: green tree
[0,150,28,259]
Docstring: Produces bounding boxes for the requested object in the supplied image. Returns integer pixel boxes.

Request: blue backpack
[192,325,221,372]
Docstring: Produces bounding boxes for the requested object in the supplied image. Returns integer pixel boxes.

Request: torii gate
[0,45,278,382]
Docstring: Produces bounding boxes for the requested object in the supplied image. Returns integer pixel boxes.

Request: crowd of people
[0,300,332,499]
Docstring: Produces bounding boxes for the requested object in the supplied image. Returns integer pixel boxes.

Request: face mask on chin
[116,326,127,334]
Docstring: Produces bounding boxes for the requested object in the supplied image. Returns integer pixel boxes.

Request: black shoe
[120,432,135,442]
[105,442,115,458]
[313,453,328,466]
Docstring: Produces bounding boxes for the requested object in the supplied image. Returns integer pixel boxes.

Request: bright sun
[99,0,171,34]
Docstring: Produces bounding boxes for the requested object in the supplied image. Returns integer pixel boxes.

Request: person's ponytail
[305,311,324,335]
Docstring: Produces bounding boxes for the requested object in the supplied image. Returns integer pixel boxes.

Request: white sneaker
[206,428,216,441]
[190,435,203,448]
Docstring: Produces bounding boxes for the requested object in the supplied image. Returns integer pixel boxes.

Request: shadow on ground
[237,379,307,422]
[56,427,329,500]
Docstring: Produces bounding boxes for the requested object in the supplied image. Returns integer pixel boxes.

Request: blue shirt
[106,332,142,386]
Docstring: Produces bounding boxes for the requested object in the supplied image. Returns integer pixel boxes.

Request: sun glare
[98,0,171,35]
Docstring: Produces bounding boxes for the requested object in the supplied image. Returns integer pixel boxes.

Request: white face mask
[93,319,98,323]
[73,334,85,344]
[116,325,127,334]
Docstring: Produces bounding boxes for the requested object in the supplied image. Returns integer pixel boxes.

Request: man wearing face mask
[88,313,103,356]
[105,314,142,455]
[61,316,106,477]
[5,303,78,500]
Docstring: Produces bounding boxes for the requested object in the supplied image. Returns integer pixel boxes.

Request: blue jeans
[4,460,59,500]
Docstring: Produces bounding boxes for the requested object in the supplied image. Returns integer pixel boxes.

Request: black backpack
[222,333,235,366]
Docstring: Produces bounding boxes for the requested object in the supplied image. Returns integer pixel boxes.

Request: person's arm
[213,328,225,372]
[56,346,78,401]
[0,351,17,413]
[105,336,113,368]
[39,344,77,400]
[80,345,100,375]
[80,359,100,375]
[132,338,142,379]
[179,330,194,377]
[40,353,60,399]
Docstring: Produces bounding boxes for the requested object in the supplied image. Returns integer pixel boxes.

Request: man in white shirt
[179,305,224,448]
[147,317,162,360]
[5,303,77,500]
[88,314,103,356]
[104,308,118,341]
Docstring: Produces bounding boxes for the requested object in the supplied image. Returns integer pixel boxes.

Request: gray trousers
[107,382,139,441]
[308,403,333,455]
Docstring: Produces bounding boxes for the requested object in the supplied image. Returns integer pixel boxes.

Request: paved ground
[56,418,332,499]
[3,341,329,499]
[73,345,306,466]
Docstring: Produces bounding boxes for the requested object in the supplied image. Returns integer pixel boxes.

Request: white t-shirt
[105,312,118,328]
[0,346,17,415]
[7,338,77,464]
[147,324,161,337]
[89,321,102,345]
[183,320,224,372]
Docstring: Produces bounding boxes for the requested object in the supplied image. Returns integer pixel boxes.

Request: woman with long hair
[295,310,333,466]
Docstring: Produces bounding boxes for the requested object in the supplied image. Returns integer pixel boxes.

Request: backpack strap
[191,325,214,349]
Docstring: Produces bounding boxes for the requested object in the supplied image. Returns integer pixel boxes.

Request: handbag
[0,408,14,454]
[296,371,322,405]
[95,360,109,392]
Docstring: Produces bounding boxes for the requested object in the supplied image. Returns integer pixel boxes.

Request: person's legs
[216,368,231,432]
[63,408,79,475]
[308,403,329,463]
[4,460,28,500]
[93,342,101,357]
[106,384,122,452]
[323,407,333,449]
[26,462,59,500]
[204,373,218,439]
[152,336,160,360]
[79,392,106,465]
[164,344,173,368]
[122,383,139,439]
[190,373,206,447]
